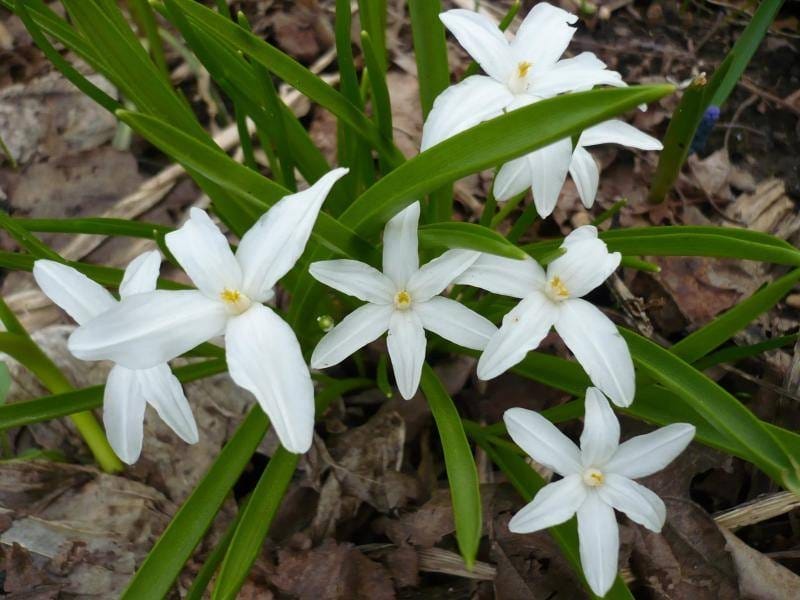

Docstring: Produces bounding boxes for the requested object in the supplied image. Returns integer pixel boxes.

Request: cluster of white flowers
[31,3,693,597]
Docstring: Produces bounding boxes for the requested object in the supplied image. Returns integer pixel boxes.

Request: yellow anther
[547,276,570,300]
[582,468,605,487]
[517,61,532,78]
[394,290,412,310]
[220,288,242,304]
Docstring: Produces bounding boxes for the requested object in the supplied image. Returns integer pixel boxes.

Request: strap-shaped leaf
[418,222,528,259]
[420,364,481,569]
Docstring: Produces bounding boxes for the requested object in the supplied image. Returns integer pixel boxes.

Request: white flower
[504,388,695,597]
[309,201,497,399]
[33,251,198,464]
[457,225,634,406]
[420,3,625,151]
[68,168,349,454]
[494,119,663,217]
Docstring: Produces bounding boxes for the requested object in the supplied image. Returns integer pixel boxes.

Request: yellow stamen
[583,468,605,487]
[517,61,532,78]
[394,290,412,310]
[548,276,570,300]
[220,288,242,304]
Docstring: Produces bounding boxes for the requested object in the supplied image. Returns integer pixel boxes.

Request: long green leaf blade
[420,364,481,569]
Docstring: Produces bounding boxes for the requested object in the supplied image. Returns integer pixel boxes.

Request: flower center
[545,276,570,301]
[394,290,412,310]
[508,61,533,95]
[220,288,252,315]
[582,468,605,487]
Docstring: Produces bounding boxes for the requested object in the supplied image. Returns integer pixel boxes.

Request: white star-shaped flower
[457,225,634,406]
[493,119,663,217]
[505,388,695,596]
[68,168,349,454]
[309,201,497,399]
[34,251,198,464]
[420,2,625,151]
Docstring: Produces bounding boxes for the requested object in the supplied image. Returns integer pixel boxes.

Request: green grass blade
[709,0,785,107]
[358,0,387,71]
[167,0,404,166]
[621,329,794,488]
[418,222,527,259]
[693,334,800,371]
[420,364,481,569]
[360,30,394,166]
[408,0,449,119]
[671,268,800,363]
[212,449,298,599]
[0,359,225,430]
[340,85,673,233]
[647,75,711,203]
[115,110,378,263]
[121,407,269,599]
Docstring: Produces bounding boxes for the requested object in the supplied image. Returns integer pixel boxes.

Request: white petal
[383,201,420,289]
[529,52,625,98]
[511,2,578,70]
[309,259,395,304]
[580,120,663,150]
[237,168,348,301]
[103,365,146,465]
[226,304,315,453]
[165,208,242,300]
[387,309,427,400]
[136,363,198,445]
[508,474,586,533]
[477,291,558,380]
[310,303,392,369]
[605,423,695,479]
[407,249,479,301]
[569,146,600,209]
[598,474,666,532]
[68,290,229,369]
[415,296,497,350]
[33,260,116,325]
[504,407,582,475]
[554,299,635,407]
[493,156,533,202]
[119,250,161,298]
[547,226,620,298]
[528,138,573,218]
[439,9,512,82]
[421,75,514,151]
[455,254,545,299]
[577,492,620,597]
[579,387,620,467]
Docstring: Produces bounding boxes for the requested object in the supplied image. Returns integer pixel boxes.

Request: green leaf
[361,30,394,157]
[709,0,785,107]
[340,85,673,234]
[0,362,10,404]
[212,449,298,599]
[647,74,712,204]
[524,227,800,266]
[166,0,405,167]
[115,110,378,264]
[121,407,269,599]
[0,360,225,430]
[420,364,481,569]
[408,0,450,119]
[418,222,527,259]
[621,329,795,490]
[671,268,800,363]
[693,334,800,371]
